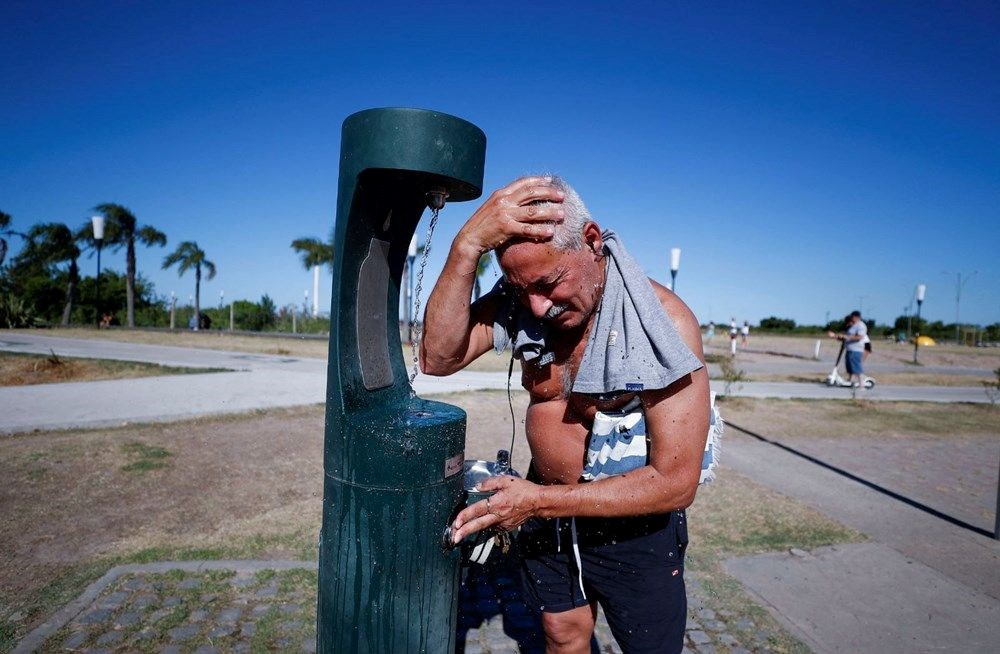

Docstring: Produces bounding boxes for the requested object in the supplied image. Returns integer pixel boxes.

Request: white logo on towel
[608,330,618,346]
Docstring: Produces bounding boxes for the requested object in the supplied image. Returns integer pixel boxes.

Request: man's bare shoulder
[647,278,704,359]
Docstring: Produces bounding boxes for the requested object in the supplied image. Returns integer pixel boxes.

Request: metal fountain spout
[426,187,449,211]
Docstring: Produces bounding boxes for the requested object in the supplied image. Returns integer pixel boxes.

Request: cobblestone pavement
[19,560,780,653]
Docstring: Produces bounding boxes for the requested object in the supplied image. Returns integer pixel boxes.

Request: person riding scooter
[827,311,873,388]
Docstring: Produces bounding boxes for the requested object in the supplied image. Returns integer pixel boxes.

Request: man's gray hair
[529,175,592,251]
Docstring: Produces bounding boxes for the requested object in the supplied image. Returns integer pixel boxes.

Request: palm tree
[1,211,26,267]
[91,203,167,328]
[162,241,216,331]
[472,252,492,301]
[23,223,80,326]
[290,229,334,271]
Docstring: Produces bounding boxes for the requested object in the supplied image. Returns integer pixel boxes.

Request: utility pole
[944,271,978,345]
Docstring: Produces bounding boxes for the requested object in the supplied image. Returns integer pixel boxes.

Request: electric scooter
[826,341,875,388]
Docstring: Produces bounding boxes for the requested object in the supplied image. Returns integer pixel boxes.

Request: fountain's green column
[317,108,486,653]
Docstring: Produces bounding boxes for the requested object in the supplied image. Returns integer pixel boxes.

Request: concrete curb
[14,559,316,654]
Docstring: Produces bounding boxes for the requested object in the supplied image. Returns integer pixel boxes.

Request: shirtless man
[421,176,709,654]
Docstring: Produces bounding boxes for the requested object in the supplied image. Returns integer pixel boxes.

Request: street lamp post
[669,247,681,292]
[91,215,105,327]
[913,284,926,364]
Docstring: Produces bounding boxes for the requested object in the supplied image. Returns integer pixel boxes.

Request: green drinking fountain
[316,107,487,653]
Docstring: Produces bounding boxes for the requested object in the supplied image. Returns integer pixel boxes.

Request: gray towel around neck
[491,229,703,394]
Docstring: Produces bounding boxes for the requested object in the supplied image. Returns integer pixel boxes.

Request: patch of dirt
[716,397,998,439]
[748,372,989,387]
[0,391,533,615]
[704,334,1000,371]
[0,406,325,605]
[0,352,213,387]
[15,328,514,372]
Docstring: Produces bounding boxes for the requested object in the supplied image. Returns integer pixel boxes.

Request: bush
[759,316,796,331]
[0,292,43,328]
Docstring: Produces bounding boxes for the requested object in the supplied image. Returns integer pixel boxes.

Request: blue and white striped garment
[580,397,648,481]
[580,393,723,484]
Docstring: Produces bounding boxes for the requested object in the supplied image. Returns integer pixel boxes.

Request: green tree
[23,223,81,326]
[162,241,216,331]
[290,229,334,271]
[90,203,167,328]
[1,211,26,267]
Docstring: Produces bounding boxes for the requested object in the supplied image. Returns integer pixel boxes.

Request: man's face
[498,240,604,330]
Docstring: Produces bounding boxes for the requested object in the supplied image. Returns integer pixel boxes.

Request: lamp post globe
[669,247,681,292]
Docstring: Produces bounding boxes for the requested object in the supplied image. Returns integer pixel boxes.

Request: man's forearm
[535,466,699,519]
[420,239,482,374]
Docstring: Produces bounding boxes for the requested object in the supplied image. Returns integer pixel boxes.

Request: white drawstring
[570,517,587,600]
[555,518,561,553]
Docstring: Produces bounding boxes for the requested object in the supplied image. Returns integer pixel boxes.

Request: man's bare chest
[519,339,638,420]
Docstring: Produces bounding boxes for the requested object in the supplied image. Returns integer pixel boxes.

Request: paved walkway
[721,427,1000,652]
[0,333,991,435]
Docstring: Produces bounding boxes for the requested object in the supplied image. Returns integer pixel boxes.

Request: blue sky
[2,0,998,327]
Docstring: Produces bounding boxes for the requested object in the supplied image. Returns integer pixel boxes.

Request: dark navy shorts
[518,511,689,653]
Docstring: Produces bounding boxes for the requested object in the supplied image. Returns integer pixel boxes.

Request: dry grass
[0,351,225,387]
[749,372,988,387]
[690,470,863,555]
[685,471,864,654]
[10,328,513,372]
[14,327,331,359]
[0,392,871,651]
[717,396,997,439]
[704,333,1000,370]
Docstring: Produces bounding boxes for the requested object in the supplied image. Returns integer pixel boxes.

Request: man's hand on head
[456,176,566,257]
[450,475,543,544]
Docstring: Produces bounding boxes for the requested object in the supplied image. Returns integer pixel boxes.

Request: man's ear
[582,222,603,256]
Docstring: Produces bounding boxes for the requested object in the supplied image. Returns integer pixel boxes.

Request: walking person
[740,320,750,347]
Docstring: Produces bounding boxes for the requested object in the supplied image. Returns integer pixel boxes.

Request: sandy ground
[704,333,1000,371]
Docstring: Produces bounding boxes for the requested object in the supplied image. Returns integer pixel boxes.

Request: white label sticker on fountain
[444,452,464,477]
